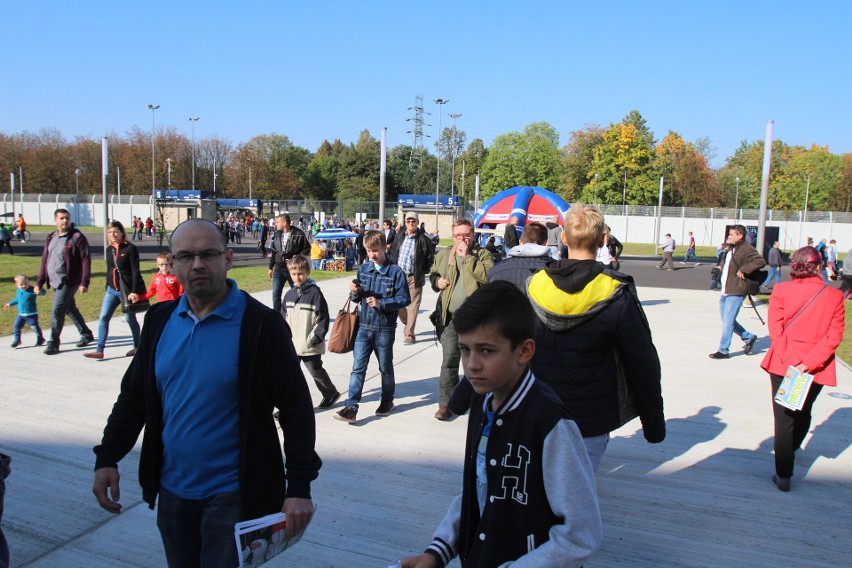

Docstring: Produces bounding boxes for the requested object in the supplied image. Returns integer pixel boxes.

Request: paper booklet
[774,365,815,411]
[234,508,314,567]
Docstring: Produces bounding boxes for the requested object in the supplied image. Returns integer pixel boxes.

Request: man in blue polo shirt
[93,219,321,567]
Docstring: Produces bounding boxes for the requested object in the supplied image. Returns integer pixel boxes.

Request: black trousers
[770,373,824,478]
[301,355,338,398]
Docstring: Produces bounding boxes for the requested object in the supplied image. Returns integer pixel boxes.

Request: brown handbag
[328,298,359,353]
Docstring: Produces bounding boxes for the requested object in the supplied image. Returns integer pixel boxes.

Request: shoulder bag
[328,298,359,353]
[113,247,151,314]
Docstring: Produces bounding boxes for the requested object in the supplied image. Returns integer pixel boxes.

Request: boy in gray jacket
[281,255,341,408]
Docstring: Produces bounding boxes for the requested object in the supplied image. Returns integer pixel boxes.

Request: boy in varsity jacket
[401,281,601,568]
[281,255,341,408]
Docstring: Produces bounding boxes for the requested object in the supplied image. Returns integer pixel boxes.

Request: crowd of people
[2,206,846,567]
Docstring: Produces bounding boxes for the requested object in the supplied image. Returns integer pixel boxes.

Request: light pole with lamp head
[75,168,80,196]
[433,98,448,230]
[735,176,740,217]
[166,158,172,190]
[147,104,160,193]
[594,173,598,206]
[189,117,199,190]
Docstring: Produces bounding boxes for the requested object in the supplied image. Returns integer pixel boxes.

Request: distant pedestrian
[760,241,783,291]
[33,208,94,355]
[708,224,766,359]
[4,274,46,348]
[0,224,13,255]
[682,231,697,263]
[657,233,675,270]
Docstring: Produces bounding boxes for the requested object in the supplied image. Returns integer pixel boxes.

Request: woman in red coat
[760,246,845,492]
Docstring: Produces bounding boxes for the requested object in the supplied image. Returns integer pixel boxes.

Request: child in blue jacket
[4,274,46,348]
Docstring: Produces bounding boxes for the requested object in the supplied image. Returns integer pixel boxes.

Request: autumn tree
[335,130,380,201]
[559,124,604,203]
[590,112,657,206]
[771,145,844,211]
[480,122,563,200]
[653,131,720,206]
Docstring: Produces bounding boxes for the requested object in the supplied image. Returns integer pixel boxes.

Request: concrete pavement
[1,275,850,567]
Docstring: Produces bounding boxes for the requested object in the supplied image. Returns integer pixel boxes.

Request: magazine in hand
[234,509,313,567]
[774,365,815,411]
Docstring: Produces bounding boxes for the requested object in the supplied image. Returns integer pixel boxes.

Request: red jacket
[760,276,845,386]
[139,273,184,302]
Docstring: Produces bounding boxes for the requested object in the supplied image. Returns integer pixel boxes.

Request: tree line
[2,110,851,211]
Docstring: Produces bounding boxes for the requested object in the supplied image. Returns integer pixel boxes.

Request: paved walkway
[1,276,850,567]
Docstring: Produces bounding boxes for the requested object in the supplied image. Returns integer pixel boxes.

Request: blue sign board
[153,189,214,201]
[397,194,458,207]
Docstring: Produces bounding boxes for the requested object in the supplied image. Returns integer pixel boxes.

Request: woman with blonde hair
[760,246,845,492]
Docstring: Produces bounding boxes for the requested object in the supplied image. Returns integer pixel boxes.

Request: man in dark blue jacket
[93,219,320,567]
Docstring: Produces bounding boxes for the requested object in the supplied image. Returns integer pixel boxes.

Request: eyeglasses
[405,219,418,223]
[171,250,225,265]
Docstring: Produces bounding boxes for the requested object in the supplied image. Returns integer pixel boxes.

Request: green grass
[0,256,348,338]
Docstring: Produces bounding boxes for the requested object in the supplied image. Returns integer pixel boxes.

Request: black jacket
[387,229,435,288]
[527,259,665,441]
[93,289,321,519]
[106,241,146,294]
[427,371,602,567]
[268,226,311,269]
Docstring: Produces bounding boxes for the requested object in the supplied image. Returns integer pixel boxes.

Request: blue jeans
[96,287,140,352]
[762,266,781,286]
[49,283,92,347]
[14,314,43,342]
[156,487,241,568]
[683,248,697,262]
[271,265,293,312]
[345,327,396,409]
[718,294,755,354]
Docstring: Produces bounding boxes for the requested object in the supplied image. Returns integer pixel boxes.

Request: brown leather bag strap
[783,285,828,330]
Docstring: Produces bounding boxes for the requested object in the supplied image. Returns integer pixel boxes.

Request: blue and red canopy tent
[472,185,570,236]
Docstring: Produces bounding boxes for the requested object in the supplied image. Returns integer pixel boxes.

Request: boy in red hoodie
[140,252,184,302]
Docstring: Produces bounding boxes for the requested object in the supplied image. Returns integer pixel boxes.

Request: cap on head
[405,212,419,222]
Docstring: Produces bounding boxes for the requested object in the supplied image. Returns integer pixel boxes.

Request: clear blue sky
[2,1,850,168]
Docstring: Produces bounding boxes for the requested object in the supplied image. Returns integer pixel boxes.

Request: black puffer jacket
[527,259,665,441]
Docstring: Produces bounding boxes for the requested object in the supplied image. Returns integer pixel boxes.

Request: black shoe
[334,406,357,423]
[708,351,730,359]
[35,337,46,347]
[44,343,59,355]
[772,474,791,492]
[375,400,395,416]
[743,336,757,355]
[10,339,21,348]
[76,334,94,348]
[318,392,341,409]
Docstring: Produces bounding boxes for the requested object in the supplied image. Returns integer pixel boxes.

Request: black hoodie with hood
[526,259,665,442]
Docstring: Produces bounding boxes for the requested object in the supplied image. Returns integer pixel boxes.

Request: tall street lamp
[189,117,199,190]
[147,104,160,193]
[75,168,81,196]
[735,176,740,215]
[433,98,449,229]
[449,113,462,202]
[166,158,172,190]
[594,173,599,206]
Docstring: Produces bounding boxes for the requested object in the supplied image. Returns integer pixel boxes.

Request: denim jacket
[349,260,411,330]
